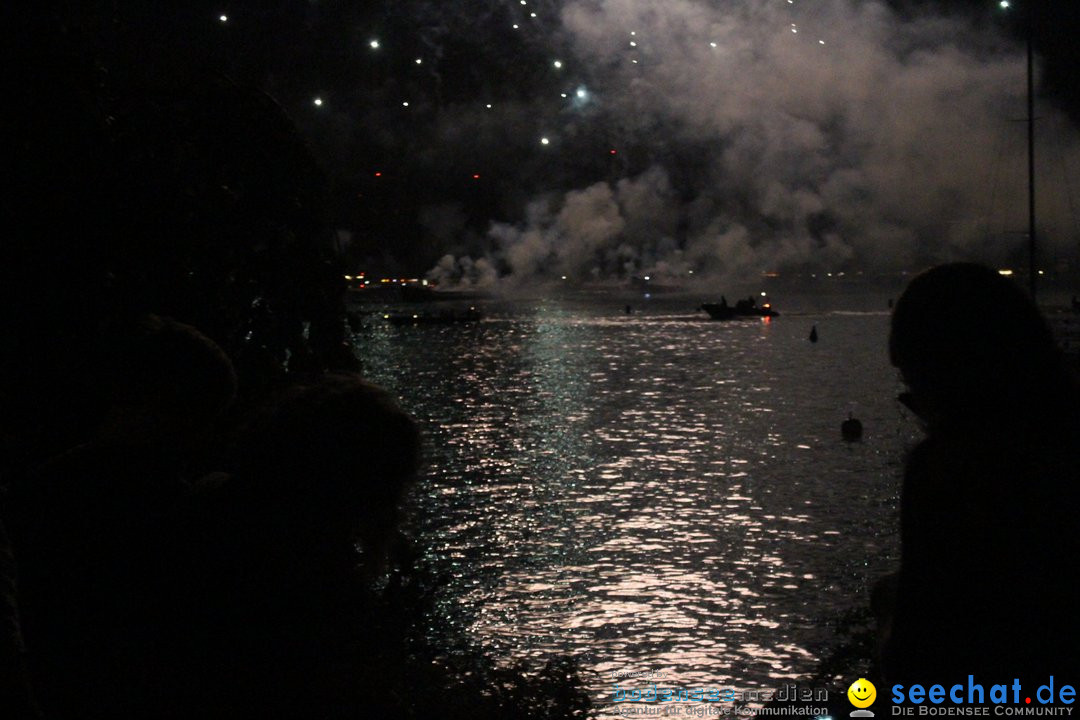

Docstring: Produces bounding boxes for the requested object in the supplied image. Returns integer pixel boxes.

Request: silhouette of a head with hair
[97,315,237,448]
[883,263,1080,685]
[889,263,1067,431]
[235,374,421,569]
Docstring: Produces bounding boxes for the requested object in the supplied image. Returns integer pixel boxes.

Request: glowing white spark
[530,12,537,18]
[369,39,380,49]
[512,24,519,29]
[313,97,323,106]
[402,101,409,107]
[710,41,717,47]
[576,88,587,98]
[485,103,492,109]
[560,93,567,98]
[415,58,422,64]
[819,39,825,45]
[553,60,563,68]
[219,15,228,23]
[630,41,637,47]
[1000,0,1010,7]
[540,137,550,145]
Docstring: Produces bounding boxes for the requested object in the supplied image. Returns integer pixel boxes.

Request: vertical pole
[1027,2,1037,298]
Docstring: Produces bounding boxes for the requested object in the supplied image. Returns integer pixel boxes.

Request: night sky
[17,0,1080,285]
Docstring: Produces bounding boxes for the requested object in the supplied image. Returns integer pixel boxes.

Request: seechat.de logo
[849,678,877,717]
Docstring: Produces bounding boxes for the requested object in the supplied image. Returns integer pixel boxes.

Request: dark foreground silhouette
[5,317,237,719]
[763,264,1080,717]
[1,10,593,713]
[3,324,592,719]
[882,263,1080,685]
[191,374,423,717]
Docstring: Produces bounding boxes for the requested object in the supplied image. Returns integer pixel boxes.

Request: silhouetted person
[882,263,1080,686]
[6,315,237,719]
[200,374,421,717]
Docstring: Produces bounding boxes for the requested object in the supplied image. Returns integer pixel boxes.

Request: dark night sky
[17,1,1080,284]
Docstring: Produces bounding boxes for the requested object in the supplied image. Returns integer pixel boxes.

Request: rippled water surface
[356,294,919,712]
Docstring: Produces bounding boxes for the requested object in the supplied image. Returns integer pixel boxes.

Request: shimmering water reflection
[357,298,916,709]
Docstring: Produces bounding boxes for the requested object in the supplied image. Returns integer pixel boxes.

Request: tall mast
[1027,1,1036,298]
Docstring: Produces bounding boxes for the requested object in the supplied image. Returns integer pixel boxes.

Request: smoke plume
[428,0,1080,287]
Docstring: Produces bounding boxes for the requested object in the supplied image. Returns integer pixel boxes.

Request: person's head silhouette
[93,315,236,453]
[889,263,1067,431]
[234,374,421,572]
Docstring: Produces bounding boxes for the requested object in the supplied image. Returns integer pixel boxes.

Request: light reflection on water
[357,298,916,709]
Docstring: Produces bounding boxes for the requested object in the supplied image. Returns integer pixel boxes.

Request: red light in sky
[472,174,480,179]
[609,149,617,155]
[374,171,382,177]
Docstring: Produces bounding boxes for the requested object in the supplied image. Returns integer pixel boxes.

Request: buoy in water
[809,325,818,343]
[841,413,863,441]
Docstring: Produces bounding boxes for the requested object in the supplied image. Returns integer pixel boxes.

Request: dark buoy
[809,325,818,343]
[841,413,863,442]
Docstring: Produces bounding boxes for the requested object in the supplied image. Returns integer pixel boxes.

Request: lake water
[355,291,922,714]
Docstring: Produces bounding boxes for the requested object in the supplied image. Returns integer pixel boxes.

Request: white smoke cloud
[426,253,500,287]
[433,0,1080,286]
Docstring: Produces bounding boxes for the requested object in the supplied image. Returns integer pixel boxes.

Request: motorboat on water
[700,296,779,320]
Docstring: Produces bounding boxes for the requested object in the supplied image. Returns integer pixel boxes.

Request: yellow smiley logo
[848,678,877,708]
